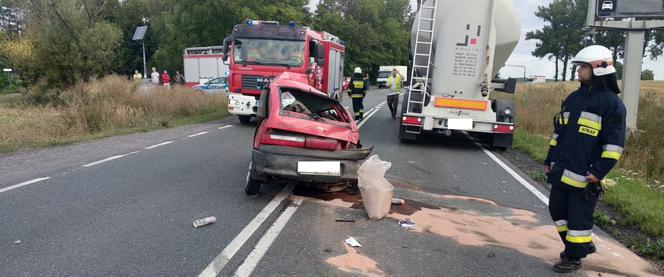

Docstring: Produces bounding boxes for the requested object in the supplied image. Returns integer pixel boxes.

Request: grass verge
[512,129,664,261]
[0,75,229,154]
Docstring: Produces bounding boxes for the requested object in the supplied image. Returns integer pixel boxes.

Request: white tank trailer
[402,0,521,149]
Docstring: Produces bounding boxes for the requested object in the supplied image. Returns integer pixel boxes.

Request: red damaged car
[245,72,372,195]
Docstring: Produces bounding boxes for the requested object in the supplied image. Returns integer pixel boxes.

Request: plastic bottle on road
[193,216,217,228]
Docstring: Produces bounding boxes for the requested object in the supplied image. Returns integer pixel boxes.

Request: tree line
[0,0,413,95]
[526,0,664,82]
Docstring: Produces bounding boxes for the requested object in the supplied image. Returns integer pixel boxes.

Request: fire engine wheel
[238,115,252,124]
[245,162,261,196]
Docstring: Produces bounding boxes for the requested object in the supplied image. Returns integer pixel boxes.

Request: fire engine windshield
[234,39,305,67]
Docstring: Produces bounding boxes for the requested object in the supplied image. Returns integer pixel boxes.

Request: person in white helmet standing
[348,67,368,120]
[544,45,626,273]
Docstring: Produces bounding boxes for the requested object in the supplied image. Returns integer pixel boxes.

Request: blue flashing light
[247,19,254,26]
[288,21,296,28]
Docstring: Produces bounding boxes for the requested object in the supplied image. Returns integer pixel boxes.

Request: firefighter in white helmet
[348,67,368,120]
[545,45,626,273]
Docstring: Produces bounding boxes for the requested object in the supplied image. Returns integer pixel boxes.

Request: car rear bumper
[252,145,373,186]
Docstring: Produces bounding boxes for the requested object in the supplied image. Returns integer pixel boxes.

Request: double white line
[199,102,385,276]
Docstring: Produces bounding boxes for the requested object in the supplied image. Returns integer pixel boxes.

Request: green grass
[603,173,664,237]
[512,130,548,163]
[0,110,229,154]
[513,130,664,239]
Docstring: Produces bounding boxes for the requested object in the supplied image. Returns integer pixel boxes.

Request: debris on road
[345,237,362,248]
[391,198,405,205]
[192,216,217,228]
[13,240,21,244]
[336,217,356,223]
[398,218,416,229]
[358,155,393,220]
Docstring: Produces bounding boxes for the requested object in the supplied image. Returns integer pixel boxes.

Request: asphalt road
[0,89,660,277]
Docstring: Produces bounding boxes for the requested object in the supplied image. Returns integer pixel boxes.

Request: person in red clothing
[161,70,171,89]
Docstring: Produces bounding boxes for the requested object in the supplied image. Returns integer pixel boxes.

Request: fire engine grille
[241,75,273,90]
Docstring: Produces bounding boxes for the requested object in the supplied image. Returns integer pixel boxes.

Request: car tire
[238,115,251,124]
[245,162,261,196]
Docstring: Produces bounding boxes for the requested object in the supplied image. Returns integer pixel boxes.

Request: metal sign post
[586,0,664,132]
[132,23,149,79]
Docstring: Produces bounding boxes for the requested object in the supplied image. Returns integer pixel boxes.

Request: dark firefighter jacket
[349,73,367,98]
[545,83,626,190]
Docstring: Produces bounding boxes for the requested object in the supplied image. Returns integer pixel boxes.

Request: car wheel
[238,115,251,124]
[245,162,261,196]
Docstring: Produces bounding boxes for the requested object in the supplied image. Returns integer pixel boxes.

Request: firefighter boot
[560,242,596,260]
[553,258,582,273]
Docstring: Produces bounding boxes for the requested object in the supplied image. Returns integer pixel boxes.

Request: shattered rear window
[280,87,349,123]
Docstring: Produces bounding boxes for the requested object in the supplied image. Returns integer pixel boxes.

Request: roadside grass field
[511,81,664,259]
[0,75,229,153]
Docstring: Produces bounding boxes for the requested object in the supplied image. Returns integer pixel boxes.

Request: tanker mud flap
[491,133,513,149]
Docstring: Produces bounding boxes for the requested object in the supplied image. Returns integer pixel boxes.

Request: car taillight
[259,129,340,150]
[493,124,514,133]
[260,130,306,148]
[402,116,422,126]
[305,137,339,151]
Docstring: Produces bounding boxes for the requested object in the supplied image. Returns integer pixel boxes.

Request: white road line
[198,185,294,277]
[0,177,51,194]
[218,125,232,130]
[233,197,304,277]
[358,104,383,129]
[82,155,126,167]
[475,142,550,205]
[128,151,141,155]
[145,141,174,150]
[188,131,209,138]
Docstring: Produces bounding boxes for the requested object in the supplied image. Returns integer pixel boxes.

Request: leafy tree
[641,69,654,80]
[313,0,412,78]
[1,0,122,89]
[526,0,586,82]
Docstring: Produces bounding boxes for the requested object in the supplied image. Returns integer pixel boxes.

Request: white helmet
[572,45,616,76]
[354,67,362,74]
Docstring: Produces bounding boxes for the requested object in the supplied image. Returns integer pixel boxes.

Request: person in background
[133,70,143,82]
[150,67,160,86]
[385,68,404,119]
[348,67,368,121]
[544,45,626,273]
[175,71,185,86]
[161,70,171,89]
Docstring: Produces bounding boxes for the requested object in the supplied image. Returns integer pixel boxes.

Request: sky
[307,0,664,80]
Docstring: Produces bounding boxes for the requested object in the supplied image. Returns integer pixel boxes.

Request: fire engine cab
[222,20,346,124]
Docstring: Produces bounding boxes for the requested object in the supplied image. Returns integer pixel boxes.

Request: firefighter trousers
[352,97,364,120]
[549,184,598,259]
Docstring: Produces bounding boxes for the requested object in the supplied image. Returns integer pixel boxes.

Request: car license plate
[447,118,473,130]
[298,161,341,176]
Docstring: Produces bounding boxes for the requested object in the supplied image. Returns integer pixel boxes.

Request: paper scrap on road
[398,218,416,229]
[345,237,362,248]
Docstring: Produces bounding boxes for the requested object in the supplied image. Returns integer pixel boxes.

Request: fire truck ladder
[404,1,438,134]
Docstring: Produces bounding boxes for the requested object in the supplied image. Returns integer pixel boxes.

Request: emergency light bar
[246,20,280,26]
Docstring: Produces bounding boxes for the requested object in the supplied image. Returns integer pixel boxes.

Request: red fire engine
[222,20,346,124]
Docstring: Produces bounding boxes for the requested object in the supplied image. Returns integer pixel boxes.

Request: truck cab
[222,20,345,124]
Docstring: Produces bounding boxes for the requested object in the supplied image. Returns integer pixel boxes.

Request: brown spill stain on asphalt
[387,205,660,276]
[299,185,661,276]
[294,187,360,208]
[325,244,384,277]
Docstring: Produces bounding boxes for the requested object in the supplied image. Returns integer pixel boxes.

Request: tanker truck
[400,0,520,149]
